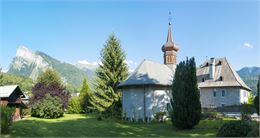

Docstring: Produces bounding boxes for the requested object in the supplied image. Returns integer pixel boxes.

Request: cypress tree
[90,34,128,117]
[168,57,201,129]
[79,78,93,113]
[254,76,259,115]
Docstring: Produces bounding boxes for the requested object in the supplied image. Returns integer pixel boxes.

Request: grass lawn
[3,114,235,137]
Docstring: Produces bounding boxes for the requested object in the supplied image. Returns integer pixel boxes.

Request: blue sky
[0,0,259,71]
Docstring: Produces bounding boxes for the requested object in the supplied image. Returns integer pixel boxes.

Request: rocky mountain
[8,46,95,87]
[237,66,260,95]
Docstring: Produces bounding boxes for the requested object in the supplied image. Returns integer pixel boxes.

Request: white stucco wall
[122,85,171,120]
[200,87,249,108]
[240,89,249,103]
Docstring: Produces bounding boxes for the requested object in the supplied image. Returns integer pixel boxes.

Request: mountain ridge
[8,46,95,87]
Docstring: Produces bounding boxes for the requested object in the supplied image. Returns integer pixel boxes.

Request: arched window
[219,76,223,81]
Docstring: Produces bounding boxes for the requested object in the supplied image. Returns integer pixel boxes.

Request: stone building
[197,57,251,108]
[118,20,251,121]
[118,22,178,121]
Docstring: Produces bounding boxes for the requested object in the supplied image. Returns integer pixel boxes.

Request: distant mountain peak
[8,46,95,87]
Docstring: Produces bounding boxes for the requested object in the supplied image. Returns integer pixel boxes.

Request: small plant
[1,106,15,133]
[241,103,253,121]
[154,112,166,122]
[122,108,127,120]
[216,120,253,137]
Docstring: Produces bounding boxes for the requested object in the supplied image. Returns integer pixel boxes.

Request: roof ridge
[224,58,251,91]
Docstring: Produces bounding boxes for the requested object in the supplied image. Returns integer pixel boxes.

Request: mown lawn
[3,114,234,137]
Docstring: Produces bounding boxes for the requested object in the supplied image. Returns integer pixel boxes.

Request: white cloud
[124,59,137,66]
[129,68,135,73]
[1,69,8,73]
[78,60,100,66]
[243,42,253,48]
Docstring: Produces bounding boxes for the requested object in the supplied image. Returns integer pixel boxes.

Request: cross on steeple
[162,12,179,70]
[168,11,172,25]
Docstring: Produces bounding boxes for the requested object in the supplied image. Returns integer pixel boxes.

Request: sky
[0,0,259,72]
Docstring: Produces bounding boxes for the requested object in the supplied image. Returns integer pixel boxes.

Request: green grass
[3,114,234,137]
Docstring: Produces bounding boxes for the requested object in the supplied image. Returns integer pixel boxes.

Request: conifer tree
[90,34,128,117]
[168,57,201,129]
[254,76,259,115]
[79,78,93,113]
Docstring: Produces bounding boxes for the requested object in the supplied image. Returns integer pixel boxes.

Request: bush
[31,94,64,119]
[216,120,252,137]
[241,103,253,121]
[154,112,166,122]
[21,108,31,118]
[67,96,81,114]
[0,106,15,133]
[247,127,260,137]
[201,111,223,120]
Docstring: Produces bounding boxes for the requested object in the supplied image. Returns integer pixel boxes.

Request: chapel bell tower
[161,13,179,70]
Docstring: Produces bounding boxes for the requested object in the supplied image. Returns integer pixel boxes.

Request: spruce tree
[168,57,201,129]
[90,34,128,117]
[254,76,259,115]
[79,78,93,113]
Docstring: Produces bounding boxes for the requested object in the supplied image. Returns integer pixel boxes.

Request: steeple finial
[168,11,172,25]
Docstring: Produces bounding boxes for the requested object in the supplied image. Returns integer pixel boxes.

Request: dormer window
[202,78,205,82]
[219,76,223,81]
[218,61,222,65]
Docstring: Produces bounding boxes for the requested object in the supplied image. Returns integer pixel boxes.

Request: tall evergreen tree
[254,76,259,115]
[168,57,201,129]
[79,78,93,113]
[90,34,128,117]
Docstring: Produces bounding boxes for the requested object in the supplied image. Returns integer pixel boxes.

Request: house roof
[118,59,174,88]
[197,57,251,91]
[0,85,25,98]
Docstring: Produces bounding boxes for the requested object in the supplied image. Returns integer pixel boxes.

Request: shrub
[247,127,260,137]
[31,94,63,119]
[216,120,252,137]
[0,106,15,133]
[154,112,166,122]
[241,103,253,121]
[201,111,223,120]
[67,96,81,114]
[21,108,31,118]
[31,82,70,110]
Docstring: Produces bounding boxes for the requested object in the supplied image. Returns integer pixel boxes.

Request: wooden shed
[0,85,25,120]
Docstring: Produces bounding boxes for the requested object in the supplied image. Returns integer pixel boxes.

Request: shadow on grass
[4,115,221,137]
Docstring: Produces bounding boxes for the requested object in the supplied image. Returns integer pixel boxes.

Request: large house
[118,21,251,121]
[0,85,26,120]
[197,57,251,108]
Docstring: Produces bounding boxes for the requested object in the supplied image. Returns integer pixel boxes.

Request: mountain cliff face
[8,46,94,87]
[237,67,260,95]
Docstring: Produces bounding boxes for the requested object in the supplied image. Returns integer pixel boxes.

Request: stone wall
[122,85,171,121]
[200,87,244,108]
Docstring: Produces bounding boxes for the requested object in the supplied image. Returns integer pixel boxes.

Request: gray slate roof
[197,57,251,91]
[0,85,25,98]
[118,59,174,88]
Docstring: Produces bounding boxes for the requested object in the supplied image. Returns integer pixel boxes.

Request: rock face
[8,46,50,80]
[8,45,95,87]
